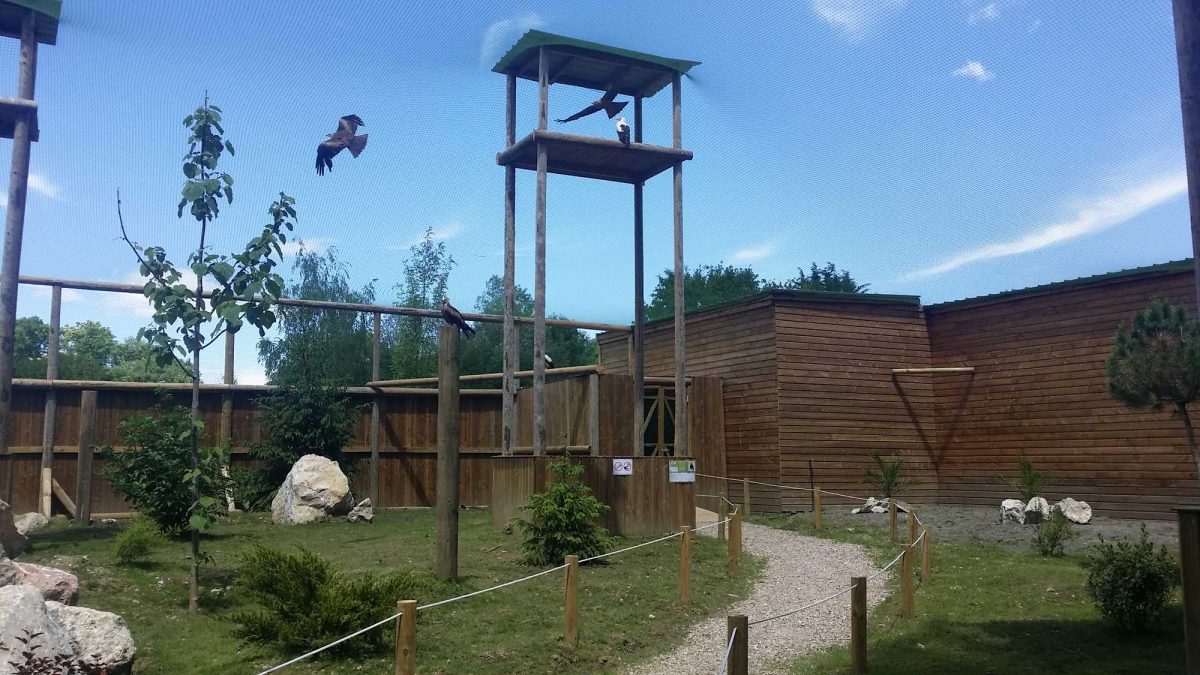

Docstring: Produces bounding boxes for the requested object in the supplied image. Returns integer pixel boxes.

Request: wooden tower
[493,31,698,457]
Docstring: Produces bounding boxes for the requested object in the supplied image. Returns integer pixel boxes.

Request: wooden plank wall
[926,267,1200,520]
[490,456,696,536]
[773,298,939,511]
[515,376,590,449]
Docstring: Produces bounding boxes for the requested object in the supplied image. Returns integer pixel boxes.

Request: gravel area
[627,522,888,675]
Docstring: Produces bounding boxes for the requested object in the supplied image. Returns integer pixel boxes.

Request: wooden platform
[496,129,692,184]
[0,96,37,141]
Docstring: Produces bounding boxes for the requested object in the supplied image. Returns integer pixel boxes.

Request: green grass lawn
[20,509,760,675]
[750,513,1184,675]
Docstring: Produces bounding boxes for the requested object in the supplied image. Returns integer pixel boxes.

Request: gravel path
[627,522,888,675]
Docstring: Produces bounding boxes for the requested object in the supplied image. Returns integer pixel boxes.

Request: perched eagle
[440,298,476,338]
[555,82,628,124]
[544,353,555,369]
[315,115,368,176]
[615,116,630,146]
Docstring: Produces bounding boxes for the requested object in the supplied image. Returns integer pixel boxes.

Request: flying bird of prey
[315,115,368,176]
[615,116,630,146]
[555,83,628,124]
[440,298,476,338]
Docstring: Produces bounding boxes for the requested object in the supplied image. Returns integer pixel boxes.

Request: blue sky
[0,1,1191,383]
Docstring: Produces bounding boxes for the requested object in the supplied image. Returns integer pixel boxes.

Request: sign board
[612,458,634,476]
[668,459,696,483]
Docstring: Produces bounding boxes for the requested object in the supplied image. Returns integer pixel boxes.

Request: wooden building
[599,260,1200,519]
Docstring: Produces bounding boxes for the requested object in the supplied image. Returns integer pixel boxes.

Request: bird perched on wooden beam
[555,82,628,124]
[315,115,368,176]
[544,353,555,369]
[615,116,630,146]
[440,298,476,338]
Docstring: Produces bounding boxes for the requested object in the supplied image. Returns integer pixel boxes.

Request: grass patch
[22,510,762,674]
[749,513,1183,675]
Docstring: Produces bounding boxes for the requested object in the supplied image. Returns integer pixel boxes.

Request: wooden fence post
[435,325,461,580]
[813,487,822,530]
[921,525,932,583]
[1178,507,1200,674]
[889,500,897,544]
[908,507,919,545]
[680,526,691,605]
[564,554,579,648]
[718,499,727,542]
[370,311,381,505]
[395,599,417,675]
[727,509,742,577]
[851,576,867,675]
[39,284,61,518]
[901,545,915,619]
[727,614,748,675]
[221,332,235,512]
[742,477,751,517]
[74,390,96,525]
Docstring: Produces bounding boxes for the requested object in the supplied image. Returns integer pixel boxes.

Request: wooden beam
[538,46,548,130]
[851,577,867,674]
[534,47,549,457]
[11,378,503,397]
[39,283,59,517]
[369,364,601,388]
[891,367,975,374]
[1174,0,1200,304]
[395,599,417,675]
[588,373,600,456]
[503,70,518,457]
[435,325,461,580]
[672,72,687,457]
[727,615,748,675]
[633,102,645,457]
[50,477,73,517]
[75,389,96,525]
[370,311,381,504]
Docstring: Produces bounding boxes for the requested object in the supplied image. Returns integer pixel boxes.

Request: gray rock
[0,501,27,559]
[1001,499,1026,524]
[851,497,880,514]
[12,562,79,605]
[1052,497,1092,525]
[46,601,136,673]
[0,585,75,675]
[1024,496,1050,524]
[852,497,909,515]
[0,557,19,587]
[13,512,49,536]
[346,498,374,523]
[271,455,354,525]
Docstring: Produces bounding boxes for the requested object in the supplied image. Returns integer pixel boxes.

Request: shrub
[1007,454,1047,502]
[1084,525,1180,630]
[864,453,906,498]
[1032,511,1075,557]
[517,454,613,565]
[98,393,229,536]
[0,629,82,675]
[113,517,164,566]
[229,545,447,654]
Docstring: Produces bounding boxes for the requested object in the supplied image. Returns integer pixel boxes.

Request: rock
[12,562,79,605]
[0,501,27,559]
[0,585,75,675]
[851,497,880,514]
[1052,498,1092,525]
[852,497,909,515]
[13,512,49,536]
[1001,499,1026,524]
[346,498,374,523]
[0,558,19,587]
[870,505,888,513]
[271,455,354,525]
[1024,496,1050,524]
[46,601,136,673]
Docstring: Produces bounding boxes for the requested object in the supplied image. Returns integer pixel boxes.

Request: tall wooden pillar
[38,284,59,516]
[671,73,687,456]
[632,96,645,456]
[369,311,381,503]
[1175,0,1200,305]
[533,46,548,456]
[436,325,461,580]
[502,71,518,456]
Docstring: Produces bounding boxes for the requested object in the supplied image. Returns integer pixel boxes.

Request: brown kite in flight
[315,115,368,176]
[555,83,628,124]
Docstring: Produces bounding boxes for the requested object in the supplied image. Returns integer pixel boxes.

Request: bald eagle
[316,115,368,176]
[440,298,476,338]
[615,116,630,146]
[555,82,629,124]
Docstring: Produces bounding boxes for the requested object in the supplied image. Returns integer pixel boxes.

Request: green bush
[229,545,448,654]
[1032,511,1075,557]
[113,517,164,566]
[98,393,229,536]
[864,453,906,498]
[517,454,612,566]
[1006,454,1048,502]
[1084,525,1180,630]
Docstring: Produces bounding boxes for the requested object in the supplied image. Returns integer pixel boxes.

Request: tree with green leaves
[118,98,297,613]
[646,261,867,321]
[13,317,189,382]
[771,262,868,293]
[390,226,454,379]
[1107,299,1200,478]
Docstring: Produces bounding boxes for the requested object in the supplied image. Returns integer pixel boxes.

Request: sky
[0,0,1192,384]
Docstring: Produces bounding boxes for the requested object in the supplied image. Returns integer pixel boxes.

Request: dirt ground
[815,503,1180,555]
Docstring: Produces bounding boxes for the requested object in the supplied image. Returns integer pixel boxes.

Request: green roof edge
[492,29,700,76]
[0,0,61,44]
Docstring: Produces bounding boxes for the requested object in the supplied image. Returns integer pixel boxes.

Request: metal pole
[0,10,38,503]
[1173,0,1200,305]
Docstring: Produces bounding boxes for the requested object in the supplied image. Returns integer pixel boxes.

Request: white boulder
[271,455,354,525]
[1024,496,1051,524]
[0,585,75,675]
[1001,499,1026,524]
[852,497,910,515]
[346,498,374,523]
[46,601,136,673]
[13,512,49,536]
[7,561,79,604]
[0,501,27,559]
[1052,498,1092,525]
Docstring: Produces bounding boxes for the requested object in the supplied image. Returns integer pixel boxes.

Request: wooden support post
[1179,507,1200,674]
[680,525,691,605]
[370,311,381,503]
[671,72,687,457]
[50,477,73,517]
[564,554,579,648]
[717,499,727,542]
[901,544,915,618]
[742,477,751,516]
[588,373,600,456]
[1173,0,1200,304]
[727,509,742,577]
[532,47,548,457]
[727,615,748,675]
[889,500,898,544]
[633,181,645,457]
[220,331,235,511]
[39,284,60,517]
[655,387,666,453]
[395,599,417,675]
[75,390,96,525]
[908,507,919,546]
[435,325,460,580]
[851,576,867,675]
[502,70,517,457]
[813,487,822,530]
[921,525,932,583]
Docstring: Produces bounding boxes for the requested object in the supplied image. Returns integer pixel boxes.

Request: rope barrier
[694,517,732,534]
[579,530,683,563]
[693,472,928,527]
[257,610,408,674]
[716,626,738,675]
[748,584,855,626]
[696,492,739,508]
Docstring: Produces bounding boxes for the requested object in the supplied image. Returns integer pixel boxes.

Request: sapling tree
[1107,299,1200,478]
[117,98,297,613]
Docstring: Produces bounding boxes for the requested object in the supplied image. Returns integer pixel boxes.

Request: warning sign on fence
[612,458,633,476]
[668,459,696,483]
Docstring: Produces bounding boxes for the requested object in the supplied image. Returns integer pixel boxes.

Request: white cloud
[810,0,907,39]
[731,241,778,263]
[967,2,999,25]
[280,236,334,256]
[480,12,544,67]
[902,170,1190,281]
[27,173,59,199]
[952,61,996,82]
